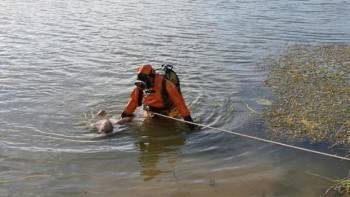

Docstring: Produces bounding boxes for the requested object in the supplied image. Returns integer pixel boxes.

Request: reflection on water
[136,118,186,181]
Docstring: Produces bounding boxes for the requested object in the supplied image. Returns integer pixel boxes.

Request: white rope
[152,112,350,161]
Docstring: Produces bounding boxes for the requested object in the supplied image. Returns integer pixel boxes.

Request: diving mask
[137,73,153,88]
[134,80,146,89]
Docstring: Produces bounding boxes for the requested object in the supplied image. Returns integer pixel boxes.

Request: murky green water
[0,0,349,196]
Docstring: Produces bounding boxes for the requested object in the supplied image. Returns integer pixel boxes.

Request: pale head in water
[97,119,113,134]
[90,110,131,134]
[90,110,113,134]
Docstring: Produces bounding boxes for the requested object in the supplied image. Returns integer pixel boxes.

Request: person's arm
[109,117,132,125]
[166,81,197,129]
[121,87,142,118]
[165,81,190,117]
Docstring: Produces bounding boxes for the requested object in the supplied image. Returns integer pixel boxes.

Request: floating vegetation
[264,45,350,146]
[333,178,350,196]
[324,177,350,197]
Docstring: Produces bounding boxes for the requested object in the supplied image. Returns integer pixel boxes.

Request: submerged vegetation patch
[324,177,350,197]
[264,45,350,147]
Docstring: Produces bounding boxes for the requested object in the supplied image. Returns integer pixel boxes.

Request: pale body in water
[91,110,131,134]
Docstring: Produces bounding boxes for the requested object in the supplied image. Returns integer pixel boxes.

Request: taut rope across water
[152,112,350,161]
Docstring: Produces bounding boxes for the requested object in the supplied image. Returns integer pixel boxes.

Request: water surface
[0,0,349,196]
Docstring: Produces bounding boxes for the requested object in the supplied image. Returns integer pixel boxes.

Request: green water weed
[264,45,350,146]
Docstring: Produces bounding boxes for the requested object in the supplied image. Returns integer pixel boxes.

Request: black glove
[121,112,132,118]
[184,115,197,130]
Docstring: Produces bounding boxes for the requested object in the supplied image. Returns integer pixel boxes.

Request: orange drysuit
[122,74,190,118]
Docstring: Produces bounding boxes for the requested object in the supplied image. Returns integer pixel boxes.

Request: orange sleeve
[123,87,142,115]
[165,81,190,118]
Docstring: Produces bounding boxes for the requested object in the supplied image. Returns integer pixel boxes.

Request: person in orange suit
[121,64,196,129]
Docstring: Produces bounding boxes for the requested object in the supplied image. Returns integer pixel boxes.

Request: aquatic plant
[264,45,350,146]
[333,178,350,196]
[324,177,350,197]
